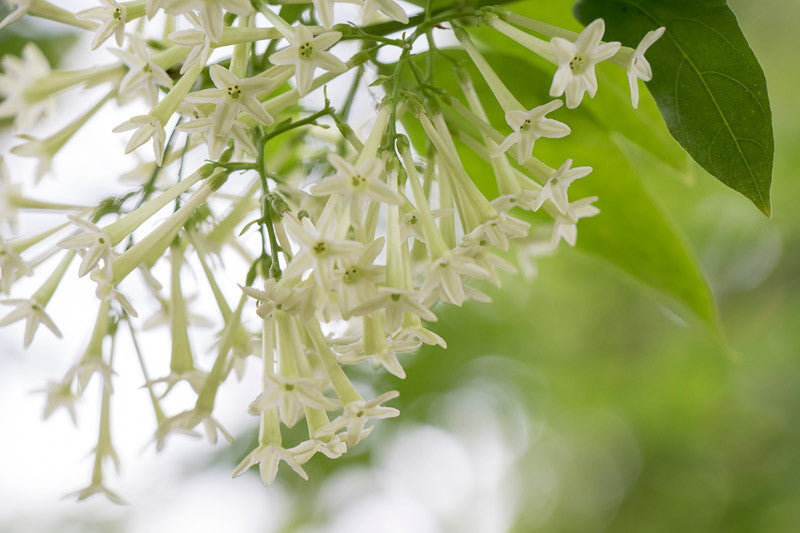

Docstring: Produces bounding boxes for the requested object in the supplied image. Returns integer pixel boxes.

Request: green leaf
[574,0,774,215]
[397,49,718,329]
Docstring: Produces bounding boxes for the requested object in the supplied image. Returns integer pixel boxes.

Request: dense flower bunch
[0,0,663,500]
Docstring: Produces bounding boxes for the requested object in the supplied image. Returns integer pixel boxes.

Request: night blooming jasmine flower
[310,153,403,222]
[0,42,52,131]
[282,199,364,290]
[76,0,131,50]
[247,373,339,427]
[492,100,571,164]
[184,64,275,136]
[624,27,667,108]
[232,442,309,485]
[317,391,400,447]
[170,0,253,43]
[533,159,593,214]
[166,13,211,74]
[110,35,173,106]
[269,26,347,97]
[0,297,61,347]
[552,196,600,247]
[112,114,166,164]
[0,236,32,293]
[550,19,621,108]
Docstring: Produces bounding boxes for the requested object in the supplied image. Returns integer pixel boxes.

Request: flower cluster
[0,0,664,500]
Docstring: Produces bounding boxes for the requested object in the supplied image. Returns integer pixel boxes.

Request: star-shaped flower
[0,236,31,294]
[551,196,600,247]
[184,64,275,136]
[232,442,309,485]
[110,35,174,106]
[0,297,61,347]
[282,200,363,290]
[269,25,346,96]
[311,154,402,223]
[532,159,593,214]
[627,26,666,109]
[492,100,571,164]
[549,19,621,108]
[248,373,339,427]
[317,391,400,447]
[76,0,128,50]
[112,114,167,165]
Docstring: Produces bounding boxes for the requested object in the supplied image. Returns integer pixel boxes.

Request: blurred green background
[1,0,798,531]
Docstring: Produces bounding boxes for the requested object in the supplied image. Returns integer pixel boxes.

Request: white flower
[90,271,138,317]
[351,286,436,332]
[291,435,347,463]
[112,114,167,165]
[0,158,22,230]
[552,196,600,247]
[311,154,403,223]
[241,278,315,319]
[110,35,174,106]
[58,215,114,278]
[627,27,666,109]
[362,0,408,24]
[533,159,593,214]
[184,65,275,136]
[550,19,621,108]
[0,43,52,130]
[337,335,418,379]
[282,200,363,290]
[232,443,309,485]
[177,115,257,160]
[0,297,61,347]
[492,100,570,164]
[317,391,400,446]
[0,236,32,293]
[65,356,115,394]
[332,237,385,318]
[166,12,211,74]
[269,26,346,97]
[76,0,128,50]
[66,481,127,505]
[37,379,78,425]
[459,213,530,253]
[420,254,488,306]
[167,408,233,445]
[169,0,253,43]
[248,373,339,427]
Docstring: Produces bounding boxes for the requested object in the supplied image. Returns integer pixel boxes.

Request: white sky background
[0,1,534,531]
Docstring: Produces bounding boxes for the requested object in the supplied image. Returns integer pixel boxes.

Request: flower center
[112,8,123,20]
[299,42,315,60]
[143,64,152,74]
[350,174,366,188]
[226,85,242,100]
[519,118,533,131]
[390,293,401,302]
[343,266,360,283]
[284,383,295,391]
[569,55,586,73]
[313,241,328,256]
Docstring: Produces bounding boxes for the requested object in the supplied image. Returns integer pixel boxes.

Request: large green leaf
[397,49,718,329]
[574,0,774,215]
